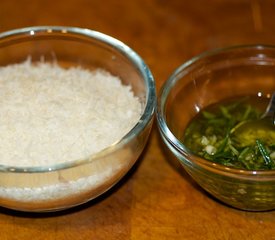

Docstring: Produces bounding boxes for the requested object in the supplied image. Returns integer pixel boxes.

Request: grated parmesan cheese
[0,59,142,167]
[0,59,143,211]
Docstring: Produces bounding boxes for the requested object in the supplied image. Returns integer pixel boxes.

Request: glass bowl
[0,26,156,212]
[157,45,275,211]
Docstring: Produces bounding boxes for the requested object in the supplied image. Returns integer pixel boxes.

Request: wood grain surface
[1,0,275,239]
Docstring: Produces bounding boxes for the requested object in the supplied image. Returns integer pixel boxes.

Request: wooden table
[1,0,275,239]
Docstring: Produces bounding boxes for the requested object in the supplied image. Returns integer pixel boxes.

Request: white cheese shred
[0,60,142,167]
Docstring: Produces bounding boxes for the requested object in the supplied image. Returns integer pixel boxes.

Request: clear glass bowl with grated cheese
[0,26,156,212]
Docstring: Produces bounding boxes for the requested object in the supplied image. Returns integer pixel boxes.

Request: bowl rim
[157,44,275,179]
[0,26,156,173]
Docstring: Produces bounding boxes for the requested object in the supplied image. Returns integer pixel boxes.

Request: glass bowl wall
[0,26,156,212]
[157,45,275,211]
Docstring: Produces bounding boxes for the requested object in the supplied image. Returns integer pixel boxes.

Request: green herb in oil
[183,96,275,170]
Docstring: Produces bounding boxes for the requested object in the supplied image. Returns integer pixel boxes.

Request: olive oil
[183,95,275,170]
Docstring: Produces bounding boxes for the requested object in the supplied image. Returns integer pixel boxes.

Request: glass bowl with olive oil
[157,45,275,211]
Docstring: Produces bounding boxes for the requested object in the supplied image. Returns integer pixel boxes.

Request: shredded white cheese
[0,59,143,210]
[0,59,142,167]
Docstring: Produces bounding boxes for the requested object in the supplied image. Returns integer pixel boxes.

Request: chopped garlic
[205,145,217,155]
[201,136,209,145]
